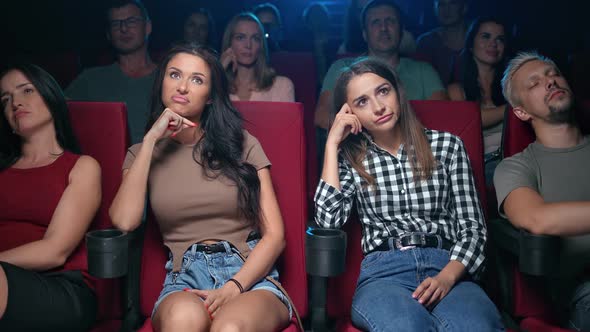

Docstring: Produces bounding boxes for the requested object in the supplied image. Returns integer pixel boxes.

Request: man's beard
[546,97,575,124]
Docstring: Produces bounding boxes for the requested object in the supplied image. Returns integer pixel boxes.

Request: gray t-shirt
[494,137,590,276]
[321,57,444,101]
[66,63,156,144]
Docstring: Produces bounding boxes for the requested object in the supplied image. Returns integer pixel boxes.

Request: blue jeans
[351,247,504,332]
[152,238,292,319]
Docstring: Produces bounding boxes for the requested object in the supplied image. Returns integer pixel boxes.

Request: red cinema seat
[67,101,130,332]
[135,101,308,331]
[312,100,487,331]
[271,51,319,206]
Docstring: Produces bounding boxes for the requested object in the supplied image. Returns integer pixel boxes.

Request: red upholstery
[136,101,308,330]
[270,51,319,205]
[68,101,130,331]
[502,107,535,159]
[324,100,487,331]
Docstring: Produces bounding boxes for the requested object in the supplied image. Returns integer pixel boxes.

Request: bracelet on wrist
[227,278,244,293]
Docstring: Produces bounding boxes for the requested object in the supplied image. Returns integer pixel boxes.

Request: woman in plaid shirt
[314,57,504,331]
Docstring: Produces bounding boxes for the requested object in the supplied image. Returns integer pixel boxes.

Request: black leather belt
[370,234,452,254]
[195,243,228,254]
[195,231,261,254]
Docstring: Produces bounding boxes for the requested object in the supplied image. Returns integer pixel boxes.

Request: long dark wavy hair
[459,17,509,106]
[332,57,436,185]
[146,42,261,226]
[0,64,80,170]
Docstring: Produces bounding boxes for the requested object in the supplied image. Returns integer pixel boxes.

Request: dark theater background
[0,0,587,85]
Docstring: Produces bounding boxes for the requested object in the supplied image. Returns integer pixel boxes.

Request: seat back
[67,101,129,326]
[325,100,487,319]
[502,107,535,159]
[270,51,319,204]
[138,102,308,325]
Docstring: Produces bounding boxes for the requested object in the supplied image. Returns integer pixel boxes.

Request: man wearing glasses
[66,0,157,144]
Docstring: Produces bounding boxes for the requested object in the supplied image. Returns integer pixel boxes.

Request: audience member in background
[66,0,156,144]
[183,7,218,50]
[315,0,446,162]
[338,0,416,57]
[448,17,509,184]
[0,64,101,331]
[495,51,590,331]
[110,43,291,332]
[221,12,295,102]
[315,57,504,331]
[253,3,283,53]
[416,0,468,85]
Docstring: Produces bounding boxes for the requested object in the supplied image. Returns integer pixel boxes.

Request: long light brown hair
[331,57,436,185]
[221,12,277,93]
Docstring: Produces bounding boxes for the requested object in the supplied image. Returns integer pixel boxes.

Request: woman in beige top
[109,43,290,331]
[447,17,509,185]
[221,12,295,102]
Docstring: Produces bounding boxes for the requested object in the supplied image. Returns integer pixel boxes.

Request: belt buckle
[395,238,416,251]
[203,245,214,254]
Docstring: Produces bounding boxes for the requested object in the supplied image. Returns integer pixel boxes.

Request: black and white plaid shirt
[314,129,486,276]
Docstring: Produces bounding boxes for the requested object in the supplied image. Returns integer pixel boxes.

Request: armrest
[86,229,129,278]
[305,227,347,332]
[305,227,347,277]
[489,218,561,276]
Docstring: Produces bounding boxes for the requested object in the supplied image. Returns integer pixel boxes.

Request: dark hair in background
[105,0,150,23]
[459,17,509,106]
[342,0,367,53]
[146,42,262,226]
[0,64,80,170]
[252,2,283,26]
[183,7,218,50]
[331,57,435,184]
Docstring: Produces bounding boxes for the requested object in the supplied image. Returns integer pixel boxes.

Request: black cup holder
[519,230,561,276]
[86,229,129,278]
[306,227,347,277]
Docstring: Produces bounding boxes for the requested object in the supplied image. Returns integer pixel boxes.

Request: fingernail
[183,288,189,291]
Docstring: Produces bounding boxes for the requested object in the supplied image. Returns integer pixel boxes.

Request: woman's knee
[153,294,209,332]
[210,318,248,332]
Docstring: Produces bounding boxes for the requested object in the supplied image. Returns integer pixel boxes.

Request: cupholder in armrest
[306,227,347,277]
[518,230,561,276]
[86,229,129,278]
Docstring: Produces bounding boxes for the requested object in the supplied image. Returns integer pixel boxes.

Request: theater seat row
[69,100,581,332]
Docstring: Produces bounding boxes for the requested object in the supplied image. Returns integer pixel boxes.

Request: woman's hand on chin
[144,108,197,143]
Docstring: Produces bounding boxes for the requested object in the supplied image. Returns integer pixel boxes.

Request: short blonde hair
[501,51,558,107]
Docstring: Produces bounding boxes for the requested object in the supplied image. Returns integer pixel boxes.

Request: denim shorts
[152,238,292,319]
